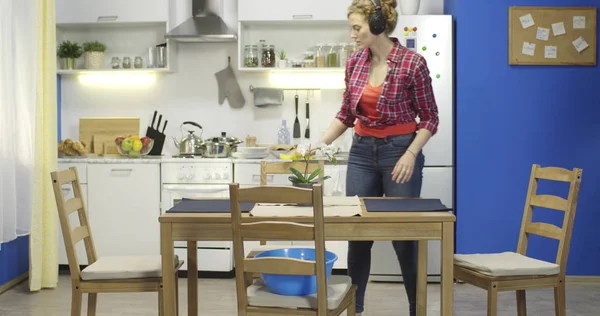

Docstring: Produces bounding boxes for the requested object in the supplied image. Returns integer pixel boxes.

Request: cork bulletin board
[508,6,597,65]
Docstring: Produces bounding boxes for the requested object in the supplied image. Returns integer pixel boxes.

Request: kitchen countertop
[58,155,163,164]
[59,154,348,165]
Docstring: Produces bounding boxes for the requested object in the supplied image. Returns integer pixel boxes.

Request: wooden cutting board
[79,118,140,154]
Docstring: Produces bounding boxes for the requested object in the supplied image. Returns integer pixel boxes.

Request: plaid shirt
[335,37,439,136]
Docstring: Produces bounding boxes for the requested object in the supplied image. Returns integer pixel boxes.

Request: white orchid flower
[296,143,308,157]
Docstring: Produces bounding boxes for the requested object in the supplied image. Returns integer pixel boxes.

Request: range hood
[165,0,237,42]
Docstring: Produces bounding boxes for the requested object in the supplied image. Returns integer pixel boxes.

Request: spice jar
[134,56,143,68]
[244,45,259,67]
[327,43,338,67]
[261,45,276,67]
[122,57,131,69]
[315,43,326,68]
[111,57,121,69]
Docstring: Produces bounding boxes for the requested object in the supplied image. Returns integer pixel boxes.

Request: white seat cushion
[81,255,180,281]
[247,275,352,310]
[454,252,560,277]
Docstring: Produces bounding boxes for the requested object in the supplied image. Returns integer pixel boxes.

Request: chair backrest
[260,160,325,187]
[229,183,328,313]
[50,167,98,281]
[516,164,582,275]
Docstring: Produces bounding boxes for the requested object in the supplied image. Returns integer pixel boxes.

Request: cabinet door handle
[97,15,118,22]
[292,14,313,20]
[111,168,133,172]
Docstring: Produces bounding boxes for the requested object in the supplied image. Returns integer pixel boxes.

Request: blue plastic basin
[253,248,338,296]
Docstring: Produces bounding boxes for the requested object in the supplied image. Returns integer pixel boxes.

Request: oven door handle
[162,184,230,193]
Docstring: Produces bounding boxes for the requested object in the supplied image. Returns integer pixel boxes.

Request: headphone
[369,0,386,35]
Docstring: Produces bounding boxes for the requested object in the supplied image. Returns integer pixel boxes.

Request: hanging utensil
[293,92,301,139]
[304,91,310,139]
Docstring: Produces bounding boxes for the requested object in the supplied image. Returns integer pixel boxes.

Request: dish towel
[253,87,283,107]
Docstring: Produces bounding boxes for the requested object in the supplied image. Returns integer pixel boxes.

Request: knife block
[147,131,165,156]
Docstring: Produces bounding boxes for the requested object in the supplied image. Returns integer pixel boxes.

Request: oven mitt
[214,64,245,108]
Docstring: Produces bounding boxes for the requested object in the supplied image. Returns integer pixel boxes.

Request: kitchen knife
[304,96,310,139]
[151,111,157,128]
[162,120,168,134]
[156,114,162,131]
[146,110,158,137]
[293,94,300,139]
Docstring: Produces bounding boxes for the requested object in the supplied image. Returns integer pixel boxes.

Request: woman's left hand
[391,151,416,184]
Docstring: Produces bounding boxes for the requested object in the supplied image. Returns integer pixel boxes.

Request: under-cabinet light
[269,72,345,90]
[78,73,156,86]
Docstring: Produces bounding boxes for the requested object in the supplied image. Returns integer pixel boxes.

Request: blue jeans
[346,132,425,315]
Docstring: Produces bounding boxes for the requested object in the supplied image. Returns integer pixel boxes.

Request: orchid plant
[288,143,340,185]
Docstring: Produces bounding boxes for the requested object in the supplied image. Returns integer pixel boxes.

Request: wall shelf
[57,68,172,75]
[237,67,345,73]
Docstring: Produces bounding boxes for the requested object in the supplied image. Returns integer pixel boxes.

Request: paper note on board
[536,27,550,41]
[544,46,557,59]
[522,42,536,56]
[519,13,535,29]
[572,36,589,53]
[552,22,566,36]
[573,16,586,29]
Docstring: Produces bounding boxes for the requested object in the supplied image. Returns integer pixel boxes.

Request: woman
[319,0,439,315]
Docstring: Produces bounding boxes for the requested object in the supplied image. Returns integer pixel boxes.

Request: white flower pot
[278,60,287,68]
[84,51,105,69]
[399,0,421,15]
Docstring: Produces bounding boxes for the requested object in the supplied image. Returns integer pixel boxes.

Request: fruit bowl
[114,135,154,158]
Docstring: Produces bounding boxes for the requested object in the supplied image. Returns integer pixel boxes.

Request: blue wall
[446,0,600,275]
[0,236,29,287]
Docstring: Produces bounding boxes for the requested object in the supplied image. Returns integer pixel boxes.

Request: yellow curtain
[29,0,58,291]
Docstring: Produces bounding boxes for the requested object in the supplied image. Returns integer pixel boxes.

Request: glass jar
[134,56,143,68]
[244,45,259,67]
[338,43,348,68]
[261,44,276,67]
[302,59,315,68]
[315,43,326,68]
[326,43,338,67]
[122,57,131,69]
[111,57,121,69]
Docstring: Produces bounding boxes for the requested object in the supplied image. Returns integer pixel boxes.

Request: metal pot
[172,121,204,156]
[202,132,243,158]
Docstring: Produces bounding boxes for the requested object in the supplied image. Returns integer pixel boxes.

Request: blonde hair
[348,0,398,35]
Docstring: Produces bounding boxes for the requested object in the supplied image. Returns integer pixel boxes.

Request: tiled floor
[1,273,598,315]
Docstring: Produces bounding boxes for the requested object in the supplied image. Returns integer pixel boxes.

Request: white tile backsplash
[60,43,354,156]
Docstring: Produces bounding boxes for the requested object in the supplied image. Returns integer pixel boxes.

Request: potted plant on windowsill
[83,41,107,69]
[288,143,339,188]
[57,40,83,70]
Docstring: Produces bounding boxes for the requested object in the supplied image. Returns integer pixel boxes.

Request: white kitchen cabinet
[238,0,348,21]
[234,163,291,186]
[87,164,161,258]
[56,0,168,25]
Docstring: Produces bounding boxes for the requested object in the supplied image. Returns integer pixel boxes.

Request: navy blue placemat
[165,198,254,213]
[363,198,451,212]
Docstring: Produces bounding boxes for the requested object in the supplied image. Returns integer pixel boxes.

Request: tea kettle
[172,121,204,156]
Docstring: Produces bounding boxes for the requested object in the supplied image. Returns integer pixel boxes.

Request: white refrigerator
[369,15,454,282]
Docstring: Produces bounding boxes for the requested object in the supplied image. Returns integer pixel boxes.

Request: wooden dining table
[159,197,456,316]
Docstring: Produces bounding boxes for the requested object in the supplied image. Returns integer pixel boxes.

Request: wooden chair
[229,183,357,316]
[258,160,325,248]
[260,160,325,188]
[453,164,583,316]
[50,167,184,316]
